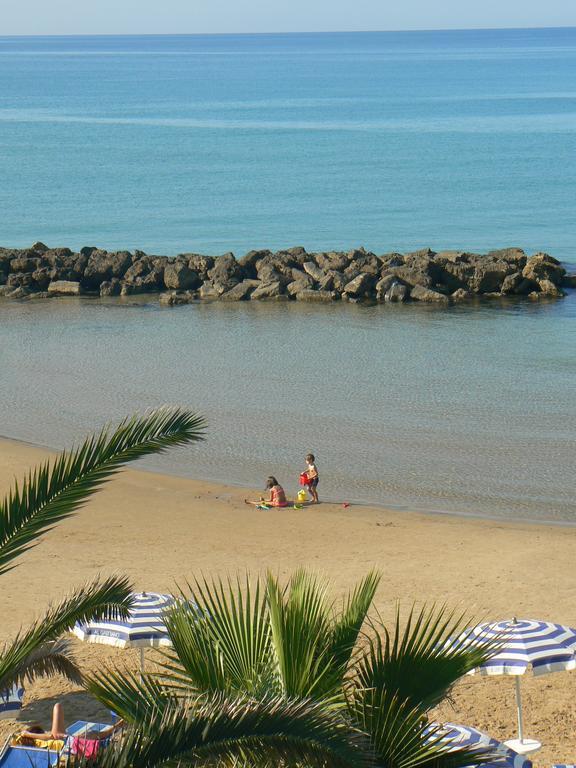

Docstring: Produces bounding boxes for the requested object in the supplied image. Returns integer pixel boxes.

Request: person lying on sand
[18,703,123,746]
[245,476,288,507]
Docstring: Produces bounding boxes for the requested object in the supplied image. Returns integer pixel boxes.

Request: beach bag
[71,737,102,759]
[299,472,309,486]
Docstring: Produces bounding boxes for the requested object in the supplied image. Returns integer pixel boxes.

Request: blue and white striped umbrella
[429,722,532,768]
[0,685,24,719]
[73,591,175,670]
[458,618,576,749]
[467,619,576,677]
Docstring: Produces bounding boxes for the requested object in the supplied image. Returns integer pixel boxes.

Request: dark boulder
[343,272,376,298]
[208,253,242,291]
[31,267,54,290]
[302,261,325,282]
[538,278,564,297]
[287,278,313,296]
[375,274,398,300]
[238,250,272,278]
[488,247,527,267]
[250,281,284,300]
[7,272,33,288]
[451,288,473,302]
[10,257,41,273]
[83,250,133,287]
[220,280,260,301]
[100,279,122,297]
[385,283,409,302]
[410,285,450,304]
[163,262,200,290]
[184,254,215,279]
[315,252,350,272]
[469,260,513,293]
[522,253,566,285]
[500,272,523,294]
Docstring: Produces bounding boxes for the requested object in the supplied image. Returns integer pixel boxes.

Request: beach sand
[0,437,574,764]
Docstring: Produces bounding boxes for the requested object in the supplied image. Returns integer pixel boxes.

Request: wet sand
[0,437,574,765]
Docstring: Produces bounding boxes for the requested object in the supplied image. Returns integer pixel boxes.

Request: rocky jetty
[0,242,573,305]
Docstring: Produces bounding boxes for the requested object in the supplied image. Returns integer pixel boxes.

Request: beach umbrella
[460,618,576,754]
[0,685,24,719]
[73,591,175,672]
[430,722,532,768]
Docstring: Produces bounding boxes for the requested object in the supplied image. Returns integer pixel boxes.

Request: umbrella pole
[514,676,524,743]
[140,647,145,677]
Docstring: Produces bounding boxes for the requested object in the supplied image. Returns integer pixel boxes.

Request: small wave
[0,109,575,134]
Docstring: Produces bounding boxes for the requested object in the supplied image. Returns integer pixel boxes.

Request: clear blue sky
[3,0,576,36]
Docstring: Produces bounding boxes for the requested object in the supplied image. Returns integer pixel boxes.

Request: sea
[0,29,575,523]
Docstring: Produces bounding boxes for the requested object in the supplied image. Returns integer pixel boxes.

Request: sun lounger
[0,740,59,768]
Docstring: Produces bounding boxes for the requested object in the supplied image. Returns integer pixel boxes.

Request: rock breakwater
[0,242,573,305]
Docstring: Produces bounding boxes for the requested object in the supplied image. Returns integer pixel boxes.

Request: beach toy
[299,472,309,486]
[342,503,350,508]
[297,489,308,503]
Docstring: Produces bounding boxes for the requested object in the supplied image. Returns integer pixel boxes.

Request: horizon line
[1,24,576,39]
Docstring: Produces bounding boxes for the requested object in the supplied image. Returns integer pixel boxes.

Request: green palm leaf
[348,686,495,768]
[0,407,206,575]
[93,688,366,768]
[266,570,337,700]
[328,569,381,677]
[0,574,133,689]
[161,575,275,698]
[354,604,502,712]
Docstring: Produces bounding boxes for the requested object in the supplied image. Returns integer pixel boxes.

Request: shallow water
[1,294,574,523]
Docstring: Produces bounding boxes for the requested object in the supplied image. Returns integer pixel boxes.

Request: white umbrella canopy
[460,618,576,754]
[73,591,175,671]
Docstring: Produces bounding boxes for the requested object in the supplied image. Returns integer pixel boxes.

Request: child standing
[305,453,319,503]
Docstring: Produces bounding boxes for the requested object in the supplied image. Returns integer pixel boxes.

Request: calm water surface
[0,295,574,523]
[0,29,575,522]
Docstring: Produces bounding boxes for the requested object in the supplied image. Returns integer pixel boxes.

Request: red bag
[299,472,309,486]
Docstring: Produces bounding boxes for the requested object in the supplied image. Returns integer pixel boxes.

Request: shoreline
[1,434,576,764]
[3,432,574,529]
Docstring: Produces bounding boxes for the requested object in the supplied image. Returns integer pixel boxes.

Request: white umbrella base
[503,738,541,755]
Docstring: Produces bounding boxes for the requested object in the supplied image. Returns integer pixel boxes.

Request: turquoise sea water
[0,29,575,522]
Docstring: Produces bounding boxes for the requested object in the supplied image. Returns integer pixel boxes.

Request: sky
[1,0,576,36]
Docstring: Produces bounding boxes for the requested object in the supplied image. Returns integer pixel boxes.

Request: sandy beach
[0,436,575,765]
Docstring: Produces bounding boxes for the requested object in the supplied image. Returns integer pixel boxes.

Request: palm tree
[87,571,500,768]
[0,407,205,693]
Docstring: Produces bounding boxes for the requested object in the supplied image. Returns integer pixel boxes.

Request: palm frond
[1,638,81,687]
[354,604,502,712]
[87,666,176,724]
[161,575,275,698]
[348,686,495,768]
[328,570,381,676]
[0,407,206,574]
[266,570,339,701]
[96,692,367,768]
[0,574,133,690]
